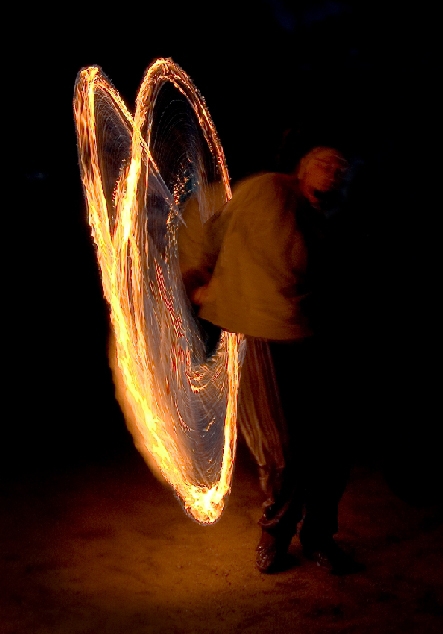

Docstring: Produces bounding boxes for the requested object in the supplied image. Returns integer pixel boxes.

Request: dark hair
[275,123,344,174]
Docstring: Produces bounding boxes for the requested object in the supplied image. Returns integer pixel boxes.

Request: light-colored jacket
[179,172,319,341]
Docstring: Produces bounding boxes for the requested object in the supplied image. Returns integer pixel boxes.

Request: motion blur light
[73,59,244,524]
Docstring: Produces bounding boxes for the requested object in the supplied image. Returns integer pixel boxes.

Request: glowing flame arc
[73,58,243,524]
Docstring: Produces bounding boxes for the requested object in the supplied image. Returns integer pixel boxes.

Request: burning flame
[73,59,243,524]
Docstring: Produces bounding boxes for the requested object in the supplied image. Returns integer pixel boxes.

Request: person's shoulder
[232,171,296,198]
[238,170,290,186]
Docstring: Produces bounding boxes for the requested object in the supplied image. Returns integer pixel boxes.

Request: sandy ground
[1,437,442,634]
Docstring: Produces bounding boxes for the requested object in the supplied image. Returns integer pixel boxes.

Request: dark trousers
[258,337,351,548]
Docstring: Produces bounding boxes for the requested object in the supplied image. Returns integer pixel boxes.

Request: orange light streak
[73,59,243,524]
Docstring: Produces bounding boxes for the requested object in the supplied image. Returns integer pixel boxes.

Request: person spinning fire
[178,141,364,575]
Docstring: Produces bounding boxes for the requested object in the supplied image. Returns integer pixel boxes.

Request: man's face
[298,147,349,214]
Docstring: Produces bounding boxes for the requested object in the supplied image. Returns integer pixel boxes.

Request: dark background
[7,1,439,504]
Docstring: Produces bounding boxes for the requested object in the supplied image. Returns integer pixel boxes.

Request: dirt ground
[1,436,442,634]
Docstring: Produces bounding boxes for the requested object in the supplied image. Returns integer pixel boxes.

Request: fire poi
[73,58,244,525]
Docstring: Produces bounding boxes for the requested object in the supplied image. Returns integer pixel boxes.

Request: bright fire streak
[73,59,243,524]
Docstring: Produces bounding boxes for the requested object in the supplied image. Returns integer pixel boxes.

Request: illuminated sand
[73,59,244,524]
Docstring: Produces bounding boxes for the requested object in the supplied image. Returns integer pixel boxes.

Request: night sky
[7,1,439,503]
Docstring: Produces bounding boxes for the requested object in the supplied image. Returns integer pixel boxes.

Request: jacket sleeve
[177,182,228,302]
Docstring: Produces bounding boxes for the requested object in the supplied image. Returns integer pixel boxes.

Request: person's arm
[178,184,229,307]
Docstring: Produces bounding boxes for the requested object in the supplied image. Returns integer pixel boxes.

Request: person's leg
[295,343,363,573]
[298,369,350,552]
[298,449,350,552]
[237,338,302,572]
[253,339,315,572]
